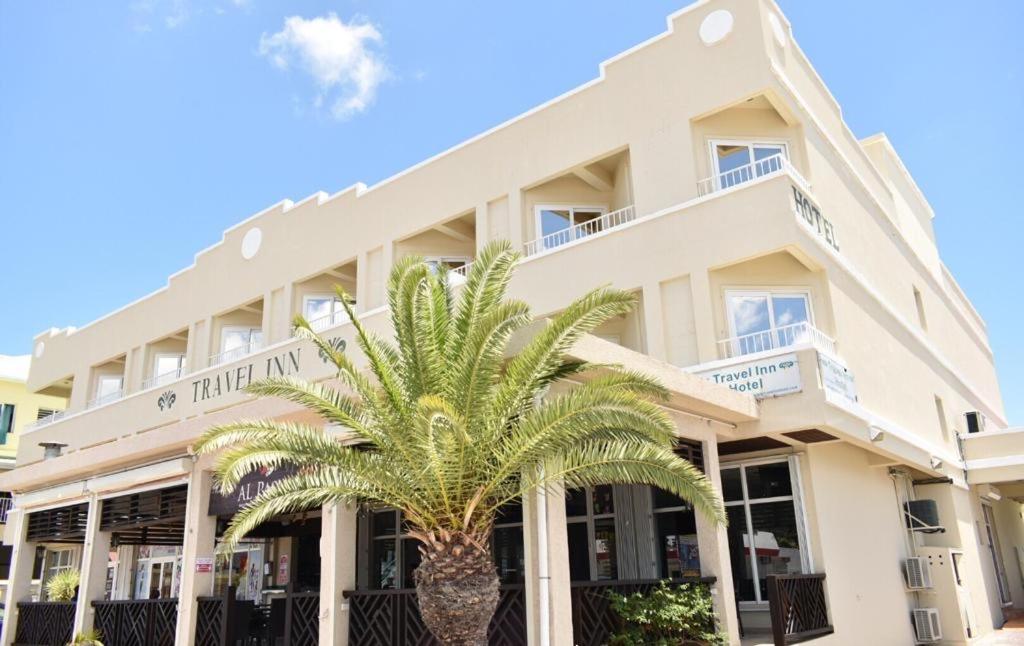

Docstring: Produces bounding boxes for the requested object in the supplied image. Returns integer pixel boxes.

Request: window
[535,205,608,250]
[0,404,14,443]
[152,354,186,387]
[44,548,74,585]
[726,290,811,355]
[722,458,809,604]
[566,485,618,581]
[362,504,524,589]
[219,327,263,363]
[652,489,699,579]
[710,140,788,190]
[303,295,351,331]
[913,286,928,330]
[424,257,472,285]
[94,375,124,406]
[36,408,57,421]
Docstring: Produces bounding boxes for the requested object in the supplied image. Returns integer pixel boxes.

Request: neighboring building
[0,0,1021,645]
[0,356,66,610]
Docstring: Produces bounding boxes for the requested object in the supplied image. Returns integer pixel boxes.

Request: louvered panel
[26,503,89,542]
[100,485,188,546]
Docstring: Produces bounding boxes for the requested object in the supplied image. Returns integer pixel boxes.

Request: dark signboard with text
[208,464,297,517]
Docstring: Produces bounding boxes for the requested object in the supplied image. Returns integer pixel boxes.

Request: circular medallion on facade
[768,13,787,48]
[34,341,44,358]
[241,227,263,260]
[699,10,734,46]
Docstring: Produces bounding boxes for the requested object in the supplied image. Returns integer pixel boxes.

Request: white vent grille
[913,608,942,643]
[905,557,933,589]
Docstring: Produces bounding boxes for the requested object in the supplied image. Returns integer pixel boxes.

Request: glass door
[721,457,810,604]
[981,503,1012,605]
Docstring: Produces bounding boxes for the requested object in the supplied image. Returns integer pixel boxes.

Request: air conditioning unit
[905,499,942,532]
[913,608,943,643]
[905,557,933,589]
[965,411,986,434]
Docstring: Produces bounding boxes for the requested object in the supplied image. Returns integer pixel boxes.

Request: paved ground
[977,613,1024,645]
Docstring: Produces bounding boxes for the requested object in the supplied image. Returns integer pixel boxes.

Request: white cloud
[259,13,387,120]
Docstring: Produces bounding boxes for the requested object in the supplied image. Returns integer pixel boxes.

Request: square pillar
[74,495,112,634]
[641,282,667,361]
[319,502,357,645]
[174,468,217,646]
[0,509,37,646]
[523,482,573,645]
[694,439,740,644]
[689,270,719,363]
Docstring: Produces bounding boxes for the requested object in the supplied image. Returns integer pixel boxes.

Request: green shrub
[609,581,726,646]
[68,628,104,646]
[45,569,80,602]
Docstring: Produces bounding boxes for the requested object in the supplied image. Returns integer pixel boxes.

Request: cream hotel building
[2,1,1021,645]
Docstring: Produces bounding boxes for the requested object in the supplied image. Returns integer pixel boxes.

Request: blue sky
[1,1,1021,423]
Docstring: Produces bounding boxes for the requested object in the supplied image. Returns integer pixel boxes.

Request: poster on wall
[818,352,857,404]
[695,353,802,399]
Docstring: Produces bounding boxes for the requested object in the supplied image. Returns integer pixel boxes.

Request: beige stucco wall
[798,442,918,645]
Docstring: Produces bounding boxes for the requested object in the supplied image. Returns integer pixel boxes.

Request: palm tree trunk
[414,532,500,646]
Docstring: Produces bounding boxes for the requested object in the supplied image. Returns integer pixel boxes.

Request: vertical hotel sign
[792,186,839,254]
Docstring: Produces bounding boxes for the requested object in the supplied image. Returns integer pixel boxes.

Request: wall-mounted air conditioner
[905,557,933,589]
[965,411,986,434]
[913,608,943,643]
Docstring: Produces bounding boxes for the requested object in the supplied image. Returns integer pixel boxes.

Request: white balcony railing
[523,205,637,257]
[308,310,352,334]
[141,366,187,390]
[0,496,12,524]
[86,388,125,410]
[24,409,68,432]
[697,153,791,197]
[717,321,836,359]
[209,340,264,367]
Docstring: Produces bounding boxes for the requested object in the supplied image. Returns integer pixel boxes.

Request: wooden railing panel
[345,584,526,646]
[765,573,834,645]
[90,599,178,646]
[568,577,716,646]
[13,601,74,646]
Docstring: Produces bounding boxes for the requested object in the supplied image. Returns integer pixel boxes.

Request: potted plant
[609,580,726,646]
[44,569,80,602]
[68,629,104,646]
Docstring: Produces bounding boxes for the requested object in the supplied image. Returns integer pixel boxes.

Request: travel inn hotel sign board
[695,352,802,399]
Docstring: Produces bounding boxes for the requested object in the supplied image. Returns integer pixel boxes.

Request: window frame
[302,293,350,328]
[724,288,814,355]
[0,403,15,443]
[219,326,263,353]
[707,139,790,191]
[720,455,812,606]
[94,374,125,403]
[152,353,186,384]
[533,204,609,249]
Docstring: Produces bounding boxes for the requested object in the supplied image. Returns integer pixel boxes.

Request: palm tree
[195,240,725,645]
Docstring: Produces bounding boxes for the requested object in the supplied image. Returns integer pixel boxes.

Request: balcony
[717,321,836,360]
[209,338,264,367]
[86,386,126,410]
[523,204,637,257]
[141,365,187,390]
[697,153,804,197]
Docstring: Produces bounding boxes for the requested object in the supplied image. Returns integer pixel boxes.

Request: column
[689,269,719,363]
[74,495,111,634]
[174,467,217,646]
[641,282,667,361]
[319,502,357,645]
[260,289,275,343]
[507,191,524,251]
[694,439,740,644]
[474,202,489,252]
[0,510,37,646]
[523,482,573,645]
